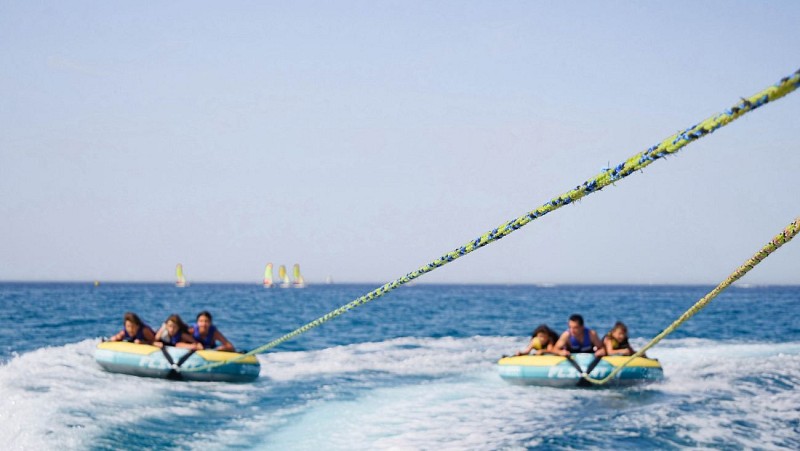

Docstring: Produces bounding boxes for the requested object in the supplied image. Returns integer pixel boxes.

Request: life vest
[123,323,153,343]
[567,328,594,353]
[531,336,544,350]
[158,327,182,346]
[193,324,218,349]
[606,335,631,351]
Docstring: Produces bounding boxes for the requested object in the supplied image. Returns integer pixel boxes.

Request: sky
[1,2,798,285]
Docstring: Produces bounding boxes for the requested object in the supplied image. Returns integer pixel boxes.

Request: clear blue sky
[1,2,798,284]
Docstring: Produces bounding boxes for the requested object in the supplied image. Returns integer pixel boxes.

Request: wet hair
[124,312,143,327]
[196,310,213,322]
[568,314,584,326]
[610,321,628,335]
[166,314,189,334]
[604,321,631,347]
[531,324,559,344]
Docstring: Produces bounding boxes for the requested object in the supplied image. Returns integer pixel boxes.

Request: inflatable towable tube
[497,353,663,388]
[95,341,260,382]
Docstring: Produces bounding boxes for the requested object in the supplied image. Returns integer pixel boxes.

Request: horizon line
[0,280,796,288]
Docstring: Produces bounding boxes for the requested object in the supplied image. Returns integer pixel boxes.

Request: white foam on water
[256,373,587,450]
[0,339,164,449]
[0,339,265,450]
[248,337,800,450]
[3,336,799,449]
[258,335,517,382]
[238,336,587,449]
[640,339,800,448]
[179,336,524,450]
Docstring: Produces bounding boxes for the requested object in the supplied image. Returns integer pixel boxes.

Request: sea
[1,282,798,450]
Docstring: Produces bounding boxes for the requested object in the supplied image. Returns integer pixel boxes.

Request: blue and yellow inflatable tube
[95,341,260,382]
[497,353,663,387]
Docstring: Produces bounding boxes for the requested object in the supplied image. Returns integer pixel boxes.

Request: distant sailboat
[325,275,334,285]
[263,263,274,288]
[175,263,188,288]
[292,264,306,288]
[278,265,290,288]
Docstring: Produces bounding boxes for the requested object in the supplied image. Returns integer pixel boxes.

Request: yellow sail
[175,263,187,288]
[278,265,290,288]
[263,263,274,288]
[292,263,306,288]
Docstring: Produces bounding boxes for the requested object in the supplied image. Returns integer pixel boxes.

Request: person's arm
[214,330,235,352]
[590,331,606,357]
[515,338,536,356]
[175,332,196,349]
[108,330,125,342]
[181,327,205,350]
[554,332,570,356]
[603,336,619,356]
[539,340,556,355]
[139,327,156,345]
[619,339,635,356]
[603,335,633,356]
[152,325,166,348]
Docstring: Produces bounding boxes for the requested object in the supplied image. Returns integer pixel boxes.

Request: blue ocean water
[1,283,799,449]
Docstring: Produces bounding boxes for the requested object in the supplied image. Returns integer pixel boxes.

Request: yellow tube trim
[97,341,159,355]
[196,350,259,364]
[497,354,662,368]
[96,341,258,364]
[602,356,662,368]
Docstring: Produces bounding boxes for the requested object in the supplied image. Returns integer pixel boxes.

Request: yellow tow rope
[181,68,799,374]
[581,216,800,385]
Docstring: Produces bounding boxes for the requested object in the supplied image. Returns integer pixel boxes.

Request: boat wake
[1,337,799,449]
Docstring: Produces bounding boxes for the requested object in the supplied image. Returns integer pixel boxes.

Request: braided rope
[582,217,800,385]
[182,69,799,373]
